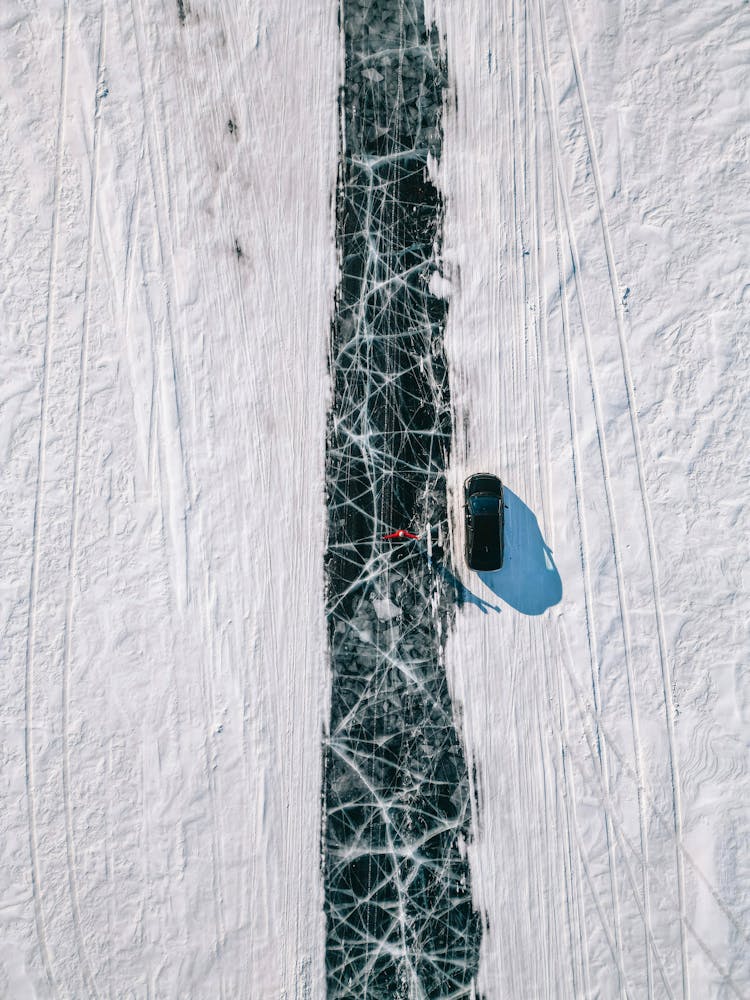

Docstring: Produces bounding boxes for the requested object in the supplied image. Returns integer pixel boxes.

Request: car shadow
[441,565,502,615]
[476,488,561,615]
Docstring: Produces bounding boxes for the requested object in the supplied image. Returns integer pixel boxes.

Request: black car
[464,474,505,570]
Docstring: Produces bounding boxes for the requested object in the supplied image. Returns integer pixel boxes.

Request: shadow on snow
[474,488,561,616]
[390,488,561,617]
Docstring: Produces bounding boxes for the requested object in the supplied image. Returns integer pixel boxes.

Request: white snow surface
[1,1,748,999]
[2,2,337,997]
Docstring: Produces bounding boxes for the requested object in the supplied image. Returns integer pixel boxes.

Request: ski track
[532,16,628,991]
[432,0,749,997]
[59,9,107,997]
[6,2,336,997]
[534,0,659,991]
[130,0,192,606]
[559,619,750,951]
[557,3,690,992]
[535,1,646,994]
[557,616,749,999]
[531,5,630,991]
[23,0,72,993]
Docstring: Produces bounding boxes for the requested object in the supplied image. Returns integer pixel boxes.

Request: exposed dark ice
[323,1,483,996]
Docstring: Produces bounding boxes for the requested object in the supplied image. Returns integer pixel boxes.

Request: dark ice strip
[323,2,482,996]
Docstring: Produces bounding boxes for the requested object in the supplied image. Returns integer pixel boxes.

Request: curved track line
[531,11,630,990]
[534,4,658,992]
[514,5,598,990]
[555,621,678,1000]
[544,128,592,1000]
[130,0,192,603]
[530,60,554,546]
[194,535,228,1000]
[541,629,634,997]
[134,11,242,995]
[557,628,750,951]
[124,8,199,994]
[536,49,628,1000]
[562,742,677,999]
[527,26,617,989]
[508,0,526,486]
[60,12,108,997]
[536,632,570,988]
[558,4,690,994]
[551,614,592,998]
[23,3,71,993]
[557,618,748,998]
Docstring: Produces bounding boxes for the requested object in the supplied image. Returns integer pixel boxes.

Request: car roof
[470,494,499,512]
[465,473,503,494]
[469,514,502,565]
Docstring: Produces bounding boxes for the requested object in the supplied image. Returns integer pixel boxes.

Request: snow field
[433,0,750,996]
[2,2,337,996]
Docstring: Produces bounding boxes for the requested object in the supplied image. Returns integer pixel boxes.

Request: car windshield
[470,495,498,514]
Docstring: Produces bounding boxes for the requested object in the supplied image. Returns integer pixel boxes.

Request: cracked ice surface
[323,2,482,996]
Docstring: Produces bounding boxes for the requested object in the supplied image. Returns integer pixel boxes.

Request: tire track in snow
[556,617,750,999]
[166,10,335,987]
[524,4,545,530]
[530,9,630,988]
[96,14,147,994]
[548,617,587,995]
[128,10,239,994]
[555,619,677,1000]
[511,9,599,989]
[530,32,629,995]
[207,16,301,821]
[165,21,267,995]
[533,3,659,992]
[59,11,108,997]
[508,14,582,987]
[557,620,750,955]
[120,135,145,346]
[23,2,71,993]
[508,0,527,491]
[535,635,565,987]
[129,0,192,606]
[504,4,582,986]
[125,7,199,990]
[529,29,554,548]
[557,4,690,994]
[501,0,539,735]
[522,17,612,981]
[524,53,620,988]
[224,252,279,983]
[537,616,587,995]
[541,624,634,996]
[196,556,228,1000]
[554,640,592,998]
[223,142,301,990]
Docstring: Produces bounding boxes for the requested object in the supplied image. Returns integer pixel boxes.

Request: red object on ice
[382,529,420,540]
